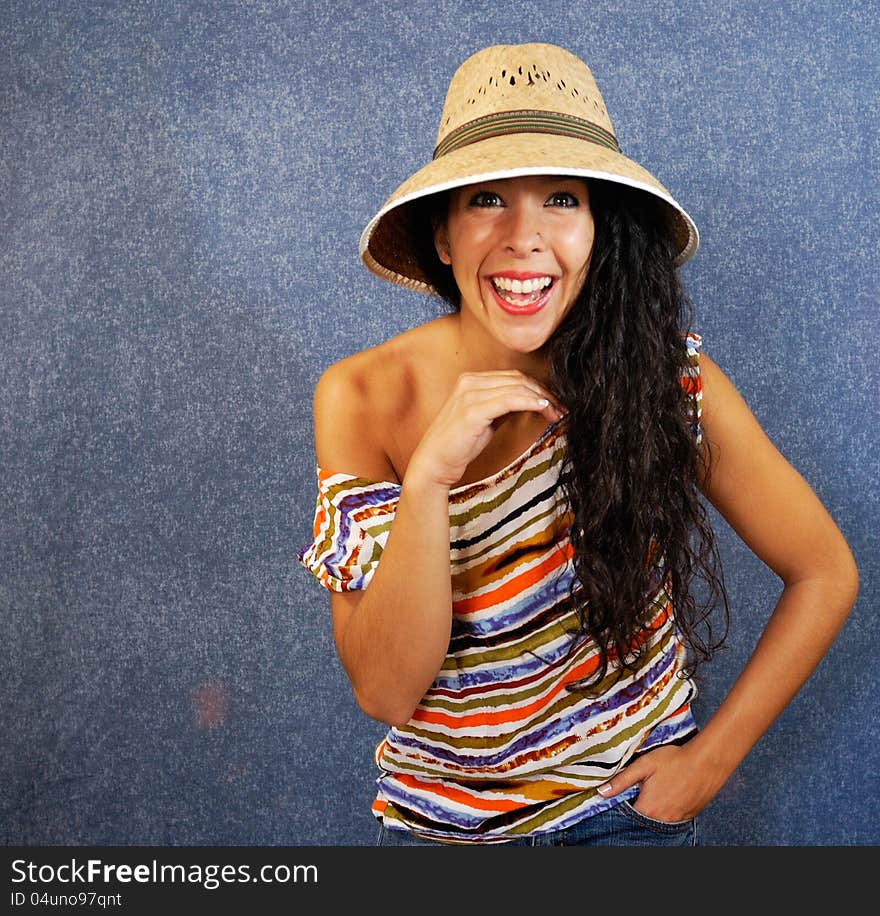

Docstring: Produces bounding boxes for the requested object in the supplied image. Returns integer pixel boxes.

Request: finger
[490,400,560,431]
[465,387,561,423]
[456,372,564,411]
[596,761,647,798]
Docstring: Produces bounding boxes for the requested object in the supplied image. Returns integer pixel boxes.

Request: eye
[467,190,505,207]
[546,191,580,208]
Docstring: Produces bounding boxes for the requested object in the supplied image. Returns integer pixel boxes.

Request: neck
[450,312,553,385]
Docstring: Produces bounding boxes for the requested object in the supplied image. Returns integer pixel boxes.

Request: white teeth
[491,276,553,294]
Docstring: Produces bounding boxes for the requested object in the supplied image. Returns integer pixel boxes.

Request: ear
[433,219,452,266]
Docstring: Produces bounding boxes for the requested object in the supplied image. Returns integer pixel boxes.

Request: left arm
[598,353,859,820]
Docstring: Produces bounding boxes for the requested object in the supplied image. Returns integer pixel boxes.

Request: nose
[503,200,545,256]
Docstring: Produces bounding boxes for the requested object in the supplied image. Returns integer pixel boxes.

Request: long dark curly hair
[408,178,730,688]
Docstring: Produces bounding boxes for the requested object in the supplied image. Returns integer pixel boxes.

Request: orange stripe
[453,541,573,615]
[451,521,562,592]
[413,602,672,729]
[413,646,600,728]
[679,375,702,396]
[395,773,522,813]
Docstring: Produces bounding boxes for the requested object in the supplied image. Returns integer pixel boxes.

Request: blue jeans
[376,799,696,847]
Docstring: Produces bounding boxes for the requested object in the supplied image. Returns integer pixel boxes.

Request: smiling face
[433,174,595,357]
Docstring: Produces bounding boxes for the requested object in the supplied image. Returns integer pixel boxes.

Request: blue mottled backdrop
[2,0,877,846]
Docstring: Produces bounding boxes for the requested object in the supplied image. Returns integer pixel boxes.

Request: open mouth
[488,275,556,314]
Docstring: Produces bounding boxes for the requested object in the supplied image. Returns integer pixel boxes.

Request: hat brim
[360,132,699,292]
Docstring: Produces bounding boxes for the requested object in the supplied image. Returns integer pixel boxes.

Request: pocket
[616,799,695,834]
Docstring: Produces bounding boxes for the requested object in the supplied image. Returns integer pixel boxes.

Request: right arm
[313,363,563,726]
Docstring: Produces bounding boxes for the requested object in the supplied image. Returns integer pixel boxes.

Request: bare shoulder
[312,343,401,480]
[697,350,738,423]
[696,348,856,587]
[697,349,771,444]
[697,348,771,468]
[312,317,453,480]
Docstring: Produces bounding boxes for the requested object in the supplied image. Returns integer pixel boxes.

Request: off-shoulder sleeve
[297,467,401,592]
[680,332,703,445]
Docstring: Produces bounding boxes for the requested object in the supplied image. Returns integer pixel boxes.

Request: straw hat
[359,42,699,293]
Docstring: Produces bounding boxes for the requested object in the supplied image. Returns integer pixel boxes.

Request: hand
[596,743,725,822]
[406,370,565,489]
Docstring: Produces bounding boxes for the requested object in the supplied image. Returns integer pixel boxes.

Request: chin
[496,327,555,354]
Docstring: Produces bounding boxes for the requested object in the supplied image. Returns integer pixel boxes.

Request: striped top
[298,334,704,843]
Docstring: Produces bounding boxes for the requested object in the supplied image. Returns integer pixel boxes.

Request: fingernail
[596,783,615,796]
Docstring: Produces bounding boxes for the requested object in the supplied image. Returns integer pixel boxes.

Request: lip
[487,270,556,281]
[485,275,555,316]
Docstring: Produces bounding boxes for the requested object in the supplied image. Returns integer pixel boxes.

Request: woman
[299,43,857,845]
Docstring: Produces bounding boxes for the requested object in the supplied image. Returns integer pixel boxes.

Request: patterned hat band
[434,109,621,160]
